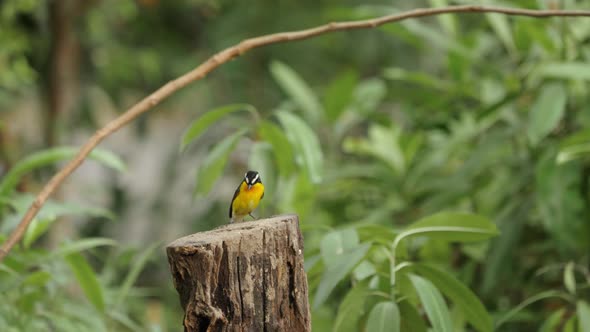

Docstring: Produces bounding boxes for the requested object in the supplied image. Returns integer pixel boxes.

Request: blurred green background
[1,0,590,331]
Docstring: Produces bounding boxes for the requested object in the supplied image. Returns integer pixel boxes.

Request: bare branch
[1,5,590,261]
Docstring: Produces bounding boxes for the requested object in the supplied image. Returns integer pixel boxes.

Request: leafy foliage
[179,9,590,323]
[3,0,590,331]
[0,148,154,331]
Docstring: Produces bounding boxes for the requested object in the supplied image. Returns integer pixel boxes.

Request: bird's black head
[244,170,261,186]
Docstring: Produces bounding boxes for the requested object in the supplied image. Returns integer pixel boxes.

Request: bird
[229,170,264,223]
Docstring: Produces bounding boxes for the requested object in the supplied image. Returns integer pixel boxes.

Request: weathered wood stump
[166,214,311,332]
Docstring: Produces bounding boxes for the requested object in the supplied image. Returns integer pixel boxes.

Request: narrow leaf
[0,147,125,196]
[258,121,295,176]
[563,262,576,294]
[540,308,566,332]
[23,270,52,287]
[409,274,454,332]
[248,142,275,197]
[324,70,358,122]
[23,218,54,248]
[3,194,114,236]
[394,212,498,253]
[53,238,118,257]
[350,78,387,116]
[114,242,160,307]
[313,243,370,309]
[557,143,590,164]
[180,104,257,152]
[399,299,428,332]
[194,129,247,195]
[527,83,567,145]
[429,0,456,36]
[495,290,570,328]
[276,111,323,183]
[537,62,590,81]
[414,263,492,332]
[270,61,323,124]
[365,301,400,332]
[577,301,590,332]
[333,279,370,332]
[485,13,516,55]
[65,252,105,312]
[320,228,359,265]
[108,310,144,332]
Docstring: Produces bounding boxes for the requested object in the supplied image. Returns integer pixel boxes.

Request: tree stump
[166,214,311,332]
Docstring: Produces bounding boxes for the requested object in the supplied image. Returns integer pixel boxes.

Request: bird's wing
[229,183,241,218]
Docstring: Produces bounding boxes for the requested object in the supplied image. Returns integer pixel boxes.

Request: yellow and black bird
[229,170,264,223]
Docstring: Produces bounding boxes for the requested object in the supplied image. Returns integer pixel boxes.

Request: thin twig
[1,5,590,261]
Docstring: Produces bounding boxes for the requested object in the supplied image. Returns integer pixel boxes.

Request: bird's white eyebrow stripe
[252,173,259,183]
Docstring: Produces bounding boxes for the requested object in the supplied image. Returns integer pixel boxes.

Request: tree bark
[166,214,311,332]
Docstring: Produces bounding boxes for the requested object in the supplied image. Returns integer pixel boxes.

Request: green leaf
[564,314,577,332]
[485,13,516,56]
[194,129,248,195]
[356,224,397,245]
[0,147,126,196]
[535,149,589,251]
[5,194,115,221]
[353,260,376,281]
[4,194,115,245]
[65,252,105,312]
[413,263,492,332]
[397,20,471,57]
[557,142,590,164]
[409,274,454,332]
[495,290,570,328]
[270,61,323,124]
[539,308,566,332]
[313,243,370,309]
[324,70,358,122]
[179,104,257,152]
[481,202,528,294]
[399,299,428,332]
[537,62,590,81]
[23,218,54,249]
[108,310,143,332]
[429,0,456,36]
[333,279,370,332]
[258,121,295,176]
[383,68,454,92]
[320,228,359,265]
[248,142,275,197]
[23,270,52,287]
[276,111,323,183]
[577,301,590,332]
[343,124,405,173]
[114,242,159,308]
[53,238,118,257]
[563,262,576,294]
[365,301,400,332]
[351,78,387,116]
[527,83,567,146]
[394,212,498,253]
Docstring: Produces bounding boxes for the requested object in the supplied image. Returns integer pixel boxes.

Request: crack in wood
[236,237,245,330]
[262,228,268,332]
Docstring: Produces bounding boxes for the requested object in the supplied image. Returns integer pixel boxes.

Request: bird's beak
[247,184,252,190]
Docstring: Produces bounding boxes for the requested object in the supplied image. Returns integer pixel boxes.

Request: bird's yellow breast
[232,182,264,217]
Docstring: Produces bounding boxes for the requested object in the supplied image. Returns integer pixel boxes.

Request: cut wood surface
[166,214,311,332]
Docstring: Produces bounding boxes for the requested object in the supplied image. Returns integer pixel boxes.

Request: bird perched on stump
[229,170,264,223]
